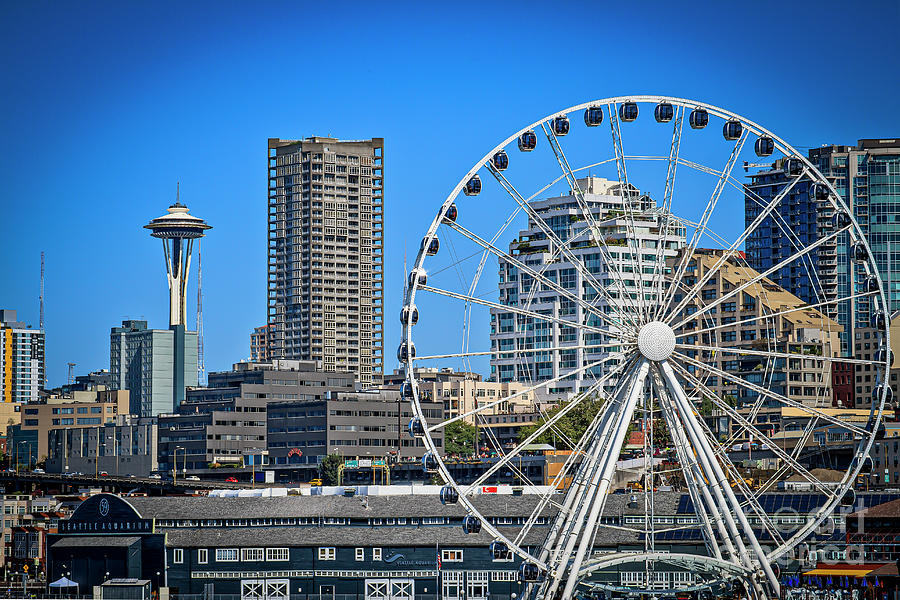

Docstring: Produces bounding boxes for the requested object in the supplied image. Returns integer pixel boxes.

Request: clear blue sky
[1,0,897,387]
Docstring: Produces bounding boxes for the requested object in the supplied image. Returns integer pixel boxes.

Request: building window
[198,549,207,564]
[373,548,382,561]
[266,548,289,562]
[216,548,239,562]
[442,550,463,562]
[241,548,264,562]
[173,549,183,564]
[355,547,365,561]
[467,571,489,600]
[318,547,336,561]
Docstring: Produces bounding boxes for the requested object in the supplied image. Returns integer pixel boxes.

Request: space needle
[144,196,211,409]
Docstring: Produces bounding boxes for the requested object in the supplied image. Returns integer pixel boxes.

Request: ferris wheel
[399,96,890,599]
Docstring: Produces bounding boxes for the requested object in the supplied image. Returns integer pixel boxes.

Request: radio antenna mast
[197,240,205,384]
[40,252,45,330]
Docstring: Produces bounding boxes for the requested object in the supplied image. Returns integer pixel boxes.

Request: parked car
[186,475,200,481]
[148,474,162,479]
[309,478,323,486]
[99,471,109,477]
[225,477,239,483]
[33,468,45,474]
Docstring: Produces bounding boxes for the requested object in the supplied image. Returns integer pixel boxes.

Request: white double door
[365,578,413,600]
[241,578,289,600]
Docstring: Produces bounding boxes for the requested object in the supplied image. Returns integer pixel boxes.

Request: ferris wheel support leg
[559,360,651,600]
[540,407,617,579]
[654,374,725,561]
[540,370,639,600]
[541,361,647,600]
[659,360,780,599]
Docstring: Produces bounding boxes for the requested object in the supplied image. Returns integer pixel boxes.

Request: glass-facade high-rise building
[745,139,900,357]
[268,137,384,386]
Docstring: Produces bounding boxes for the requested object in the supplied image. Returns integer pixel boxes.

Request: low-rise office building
[266,390,444,479]
[46,416,158,477]
[383,368,537,424]
[19,388,129,460]
[158,360,355,474]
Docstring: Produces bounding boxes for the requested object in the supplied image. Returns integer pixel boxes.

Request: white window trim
[355,548,365,561]
[173,549,183,564]
[318,547,336,561]
[441,549,463,562]
[266,547,289,562]
[216,548,239,562]
[198,549,208,564]
[372,547,382,561]
[241,548,264,562]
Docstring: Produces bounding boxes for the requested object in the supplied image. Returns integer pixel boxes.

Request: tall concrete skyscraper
[267,137,384,385]
[745,139,900,356]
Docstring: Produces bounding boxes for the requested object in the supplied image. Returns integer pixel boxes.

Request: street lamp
[174,447,184,485]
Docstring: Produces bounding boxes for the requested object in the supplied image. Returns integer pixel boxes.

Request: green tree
[444,420,477,456]
[651,418,671,447]
[699,394,736,417]
[319,453,343,486]
[518,396,606,449]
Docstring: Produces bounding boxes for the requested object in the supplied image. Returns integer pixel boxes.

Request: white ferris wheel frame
[398,95,890,599]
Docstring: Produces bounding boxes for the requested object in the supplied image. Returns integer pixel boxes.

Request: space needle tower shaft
[144,200,211,328]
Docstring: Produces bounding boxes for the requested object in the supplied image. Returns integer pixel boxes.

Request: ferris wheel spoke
[673,351,869,438]
[418,284,618,339]
[539,122,646,329]
[678,290,878,338]
[647,108,686,317]
[443,219,627,331]
[669,360,837,500]
[462,356,637,495]
[670,223,851,330]
[486,163,641,331]
[426,355,624,433]
[605,102,652,322]
[676,342,871,367]
[415,342,628,362]
[658,130,748,320]
[664,171,808,322]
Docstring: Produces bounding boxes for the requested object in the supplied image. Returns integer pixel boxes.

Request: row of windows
[173,547,290,564]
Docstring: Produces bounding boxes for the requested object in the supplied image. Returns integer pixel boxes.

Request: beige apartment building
[21,387,129,459]
[853,312,900,409]
[0,401,21,437]
[383,367,537,424]
[671,249,841,412]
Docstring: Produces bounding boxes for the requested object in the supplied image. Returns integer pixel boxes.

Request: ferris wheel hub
[637,320,676,362]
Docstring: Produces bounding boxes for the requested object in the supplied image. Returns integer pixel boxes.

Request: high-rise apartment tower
[267,137,384,385]
[0,310,44,403]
